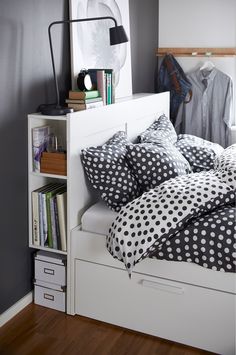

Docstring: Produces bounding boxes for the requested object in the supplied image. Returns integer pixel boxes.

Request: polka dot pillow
[138,114,177,145]
[81,131,140,212]
[175,134,224,172]
[214,144,236,190]
[126,142,192,192]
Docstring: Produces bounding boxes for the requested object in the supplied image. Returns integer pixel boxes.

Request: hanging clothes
[157,54,192,125]
[175,67,233,147]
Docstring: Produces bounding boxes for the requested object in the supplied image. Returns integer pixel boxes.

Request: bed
[68,92,236,355]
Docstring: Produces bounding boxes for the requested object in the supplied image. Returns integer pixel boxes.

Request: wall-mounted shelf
[156,47,236,57]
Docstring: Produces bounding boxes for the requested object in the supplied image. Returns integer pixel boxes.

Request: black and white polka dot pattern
[126,142,191,192]
[175,134,224,172]
[81,131,140,212]
[214,144,236,190]
[107,171,235,275]
[151,205,236,273]
[138,114,177,145]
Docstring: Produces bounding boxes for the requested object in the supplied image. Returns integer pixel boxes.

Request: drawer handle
[44,268,55,275]
[141,279,184,295]
[44,293,54,301]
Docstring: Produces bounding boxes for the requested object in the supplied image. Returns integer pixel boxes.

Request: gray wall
[0,0,70,314]
[129,0,158,93]
[0,0,158,314]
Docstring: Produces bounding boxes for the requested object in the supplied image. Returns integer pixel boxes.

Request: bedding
[107,170,235,275]
[150,204,235,273]
[81,131,140,212]
[214,144,236,190]
[126,142,191,192]
[175,134,224,172]
[138,114,177,145]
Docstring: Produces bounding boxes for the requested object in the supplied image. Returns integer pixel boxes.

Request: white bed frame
[68,93,236,355]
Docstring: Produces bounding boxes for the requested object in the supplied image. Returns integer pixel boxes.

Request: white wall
[159,0,236,123]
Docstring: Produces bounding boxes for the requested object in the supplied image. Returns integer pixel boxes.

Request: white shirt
[175,67,233,147]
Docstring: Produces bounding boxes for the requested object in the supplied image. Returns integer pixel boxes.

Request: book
[40,183,63,247]
[57,191,67,252]
[32,183,57,246]
[68,90,100,100]
[96,70,106,105]
[32,183,58,246]
[53,196,61,250]
[50,196,57,249]
[32,187,44,246]
[32,126,50,172]
[88,69,114,105]
[65,97,102,104]
[67,100,103,111]
[45,184,66,248]
[106,72,112,105]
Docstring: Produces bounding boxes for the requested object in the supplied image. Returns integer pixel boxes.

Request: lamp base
[40,104,73,116]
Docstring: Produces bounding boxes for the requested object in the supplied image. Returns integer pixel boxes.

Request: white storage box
[34,251,66,286]
[34,280,66,312]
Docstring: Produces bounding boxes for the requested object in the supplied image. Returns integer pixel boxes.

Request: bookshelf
[28,94,153,313]
[28,115,67,252]
[28,112,78,312]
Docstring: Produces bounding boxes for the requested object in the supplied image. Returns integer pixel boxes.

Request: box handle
[141,279,184,295]
[44,293,54,301]
[44,268,55,275]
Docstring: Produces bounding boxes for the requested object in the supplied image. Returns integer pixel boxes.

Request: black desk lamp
[40,16,129,116]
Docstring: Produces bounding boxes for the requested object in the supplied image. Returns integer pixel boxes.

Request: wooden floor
[0,304,213,355]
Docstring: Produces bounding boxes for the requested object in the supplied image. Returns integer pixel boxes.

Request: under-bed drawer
[75,260,235,355]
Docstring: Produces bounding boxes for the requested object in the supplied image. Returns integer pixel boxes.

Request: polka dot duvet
[107,169,236,276]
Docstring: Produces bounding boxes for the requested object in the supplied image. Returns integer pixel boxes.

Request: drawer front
[35,260,66,286]
[34,285,65,312]
[75,260,235,355]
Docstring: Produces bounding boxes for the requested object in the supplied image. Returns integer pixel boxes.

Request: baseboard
[0,292,33,328]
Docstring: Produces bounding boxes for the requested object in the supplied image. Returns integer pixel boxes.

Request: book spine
[85,101,104,109]
[112,71,115,103]
[68,90,99,100]
[42,193,48,246]
[67,101,103,111]
[106,73,112,105]
[53,196,61,250]
[57,192,67,252]
[50,197,58,249]
[96,70,106,105]
[38,192,44,246]
[32,191,40,246]
[46,192,53,248]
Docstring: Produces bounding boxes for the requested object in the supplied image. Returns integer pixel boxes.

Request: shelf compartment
[29,244,67,255]
[30,171,67,180]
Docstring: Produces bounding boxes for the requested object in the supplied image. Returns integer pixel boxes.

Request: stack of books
[32,183,67,251]
[66,68,115,111]
[88,68,115,105]
[66,90,103,112]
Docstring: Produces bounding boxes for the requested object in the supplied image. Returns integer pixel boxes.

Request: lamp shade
[109,25,128,45]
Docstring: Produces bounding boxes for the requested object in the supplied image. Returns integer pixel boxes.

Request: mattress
[81,201,117,235]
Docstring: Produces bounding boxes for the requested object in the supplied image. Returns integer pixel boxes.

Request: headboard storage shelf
[156,47,236,57]
[28,92,170,313]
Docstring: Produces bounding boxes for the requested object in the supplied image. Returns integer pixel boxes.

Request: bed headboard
[67,92,170,229]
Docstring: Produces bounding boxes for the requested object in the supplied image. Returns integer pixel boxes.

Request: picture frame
[69,0,132,100]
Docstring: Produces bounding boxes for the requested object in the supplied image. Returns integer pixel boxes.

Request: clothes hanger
[200,60,215,72]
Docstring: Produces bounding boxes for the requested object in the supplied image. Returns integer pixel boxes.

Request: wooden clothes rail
[156,47,236,57]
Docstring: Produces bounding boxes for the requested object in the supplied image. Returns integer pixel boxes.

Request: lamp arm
[48,16,118,107]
